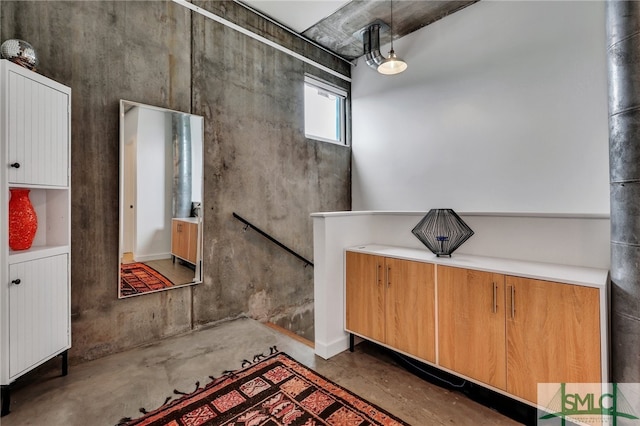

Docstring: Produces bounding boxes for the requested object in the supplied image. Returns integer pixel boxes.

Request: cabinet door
[186,221,198,264]
[438,266,506,390]
[8,254,69,379]
[7,69,69,186]
[171,220,188,260]
[171,220,181,257]
[506,277,601,403]
[385,258,435,363]
[345,252,385,343]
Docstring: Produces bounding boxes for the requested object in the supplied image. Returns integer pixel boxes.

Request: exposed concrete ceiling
[241,0,351,33]
[239,0,479,61]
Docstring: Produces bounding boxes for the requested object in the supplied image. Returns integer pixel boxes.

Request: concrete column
[606,1,640,382]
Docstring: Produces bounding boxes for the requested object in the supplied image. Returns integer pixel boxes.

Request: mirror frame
[118,100,204,298]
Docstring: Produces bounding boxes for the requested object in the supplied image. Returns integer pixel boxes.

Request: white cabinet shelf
[0,59,71,417]
[8,245,70,264]
[8,187,69,249]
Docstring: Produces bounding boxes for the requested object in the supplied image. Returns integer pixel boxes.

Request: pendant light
[377,0,407,75]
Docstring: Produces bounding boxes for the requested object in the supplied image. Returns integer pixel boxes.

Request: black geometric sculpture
[411,209,474,257]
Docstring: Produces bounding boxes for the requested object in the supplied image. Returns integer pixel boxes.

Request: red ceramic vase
[9,189,38,250]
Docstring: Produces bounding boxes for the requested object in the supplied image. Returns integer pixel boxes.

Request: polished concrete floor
[2,318,521,425]
[145,258,196,286]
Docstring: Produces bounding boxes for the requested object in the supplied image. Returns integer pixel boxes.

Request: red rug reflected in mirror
[120,262,174,297]
[118,349,408,426]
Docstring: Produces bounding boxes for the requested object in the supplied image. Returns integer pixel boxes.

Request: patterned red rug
[118,348,407,426]
[120,262,174,296]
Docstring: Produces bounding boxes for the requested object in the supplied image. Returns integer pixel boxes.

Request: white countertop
[311,211,609,219]
[172,217,199,224]
[346,244,609,289]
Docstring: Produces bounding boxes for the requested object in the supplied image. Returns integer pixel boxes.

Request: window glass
[304,76,347,145]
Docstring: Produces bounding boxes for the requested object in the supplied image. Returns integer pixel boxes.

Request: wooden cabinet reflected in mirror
[118,100,203,298]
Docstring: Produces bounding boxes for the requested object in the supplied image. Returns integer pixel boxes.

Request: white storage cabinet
[0,59,71,416]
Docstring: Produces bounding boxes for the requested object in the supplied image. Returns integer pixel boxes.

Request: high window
[304,76,348,145]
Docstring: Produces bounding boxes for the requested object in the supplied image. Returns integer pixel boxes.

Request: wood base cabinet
[345,251,436,363]
[345,246,608,408]
[171,218,198,265]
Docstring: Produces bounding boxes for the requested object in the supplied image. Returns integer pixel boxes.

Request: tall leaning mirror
[118,100,204,298]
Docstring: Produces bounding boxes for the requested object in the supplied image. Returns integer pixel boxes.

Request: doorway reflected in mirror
[118,100,204,298]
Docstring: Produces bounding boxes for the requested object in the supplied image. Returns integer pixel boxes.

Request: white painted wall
[313,213,376,358]
[314,1,613,359]
[191,116,203,205]
[122,107,139,255]
[351,1,609,214]
[135,109,172,261]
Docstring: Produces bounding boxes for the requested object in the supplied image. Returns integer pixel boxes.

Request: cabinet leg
[349,333,354,352]
[1,385,9,417]
[61,350,68,376]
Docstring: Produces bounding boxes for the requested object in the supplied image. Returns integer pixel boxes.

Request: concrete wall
[352,1,609,215]
[1,0,351,362]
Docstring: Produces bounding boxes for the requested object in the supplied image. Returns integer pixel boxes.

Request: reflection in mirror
[119,100,204,298]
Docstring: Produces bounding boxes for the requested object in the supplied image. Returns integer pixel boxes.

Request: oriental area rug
[120,262,174,297]
[117,348,408,426]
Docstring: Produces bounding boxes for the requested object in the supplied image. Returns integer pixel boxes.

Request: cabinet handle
[10,162,20,169]
[492,283,497,313]
[387,266,391,288]
[11,279,21,285]
[510,285,515,319]
[376,263,381,286]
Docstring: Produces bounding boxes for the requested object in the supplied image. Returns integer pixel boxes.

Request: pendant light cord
[390,0,394,50]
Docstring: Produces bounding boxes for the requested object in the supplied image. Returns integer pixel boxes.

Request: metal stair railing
[232,212,314,268]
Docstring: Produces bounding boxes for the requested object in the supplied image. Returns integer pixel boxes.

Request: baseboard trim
[264,322,315,349]
[314,336,350,359]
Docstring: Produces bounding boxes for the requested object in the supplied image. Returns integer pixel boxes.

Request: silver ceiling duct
[362,20,408,75]
[363,24,385,70]
[172,113,192,219]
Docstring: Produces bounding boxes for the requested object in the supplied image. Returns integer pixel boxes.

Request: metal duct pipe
[363,24,385,70]
[172,113,192,219]
[606,0,640,382]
